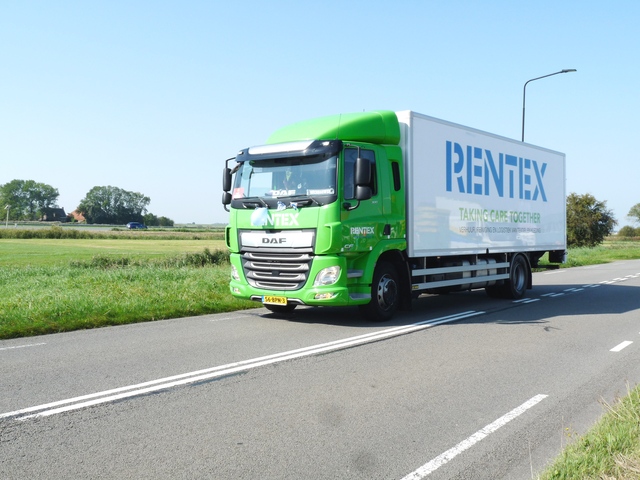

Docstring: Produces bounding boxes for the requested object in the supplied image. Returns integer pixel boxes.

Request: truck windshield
[230,155,338,207]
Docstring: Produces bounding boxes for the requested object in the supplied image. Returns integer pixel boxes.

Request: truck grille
[241,252,312,290]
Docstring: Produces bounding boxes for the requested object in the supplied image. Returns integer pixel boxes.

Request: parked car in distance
[126,222,147,229]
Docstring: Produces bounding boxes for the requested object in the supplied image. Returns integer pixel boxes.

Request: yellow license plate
[263,296,287,306]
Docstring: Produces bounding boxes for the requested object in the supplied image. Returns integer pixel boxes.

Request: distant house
[41,207,68,222]
[69,210,86,223]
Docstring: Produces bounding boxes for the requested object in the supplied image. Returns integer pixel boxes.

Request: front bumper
[229,253,370,307]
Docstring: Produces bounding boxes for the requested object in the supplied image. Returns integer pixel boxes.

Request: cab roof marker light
[248,141,315,156]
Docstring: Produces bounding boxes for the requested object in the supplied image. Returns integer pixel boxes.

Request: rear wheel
[485,254,528,299]
[359,262,399,322]
[506,254,528,299]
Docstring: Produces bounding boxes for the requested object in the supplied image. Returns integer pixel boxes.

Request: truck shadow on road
[261,282,640,330]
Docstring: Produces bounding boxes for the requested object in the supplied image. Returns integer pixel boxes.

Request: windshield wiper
[287,194,323,207]
[240,197,269,208]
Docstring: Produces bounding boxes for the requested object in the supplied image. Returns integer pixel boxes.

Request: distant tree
[77,186,150,224]
[618,226,640,238]
[566,193,617,247]
[628,203,640,225]
[0,179,60,220]
[143,213,175,227]
[158,216,174,227]
[143,213,159,226]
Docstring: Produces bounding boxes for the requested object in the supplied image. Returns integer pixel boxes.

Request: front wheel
[359,262,399,322]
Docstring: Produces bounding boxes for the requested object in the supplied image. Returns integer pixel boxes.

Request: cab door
[340,145,385,254]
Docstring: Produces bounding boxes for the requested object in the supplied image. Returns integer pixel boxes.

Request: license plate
[263,295,287,306]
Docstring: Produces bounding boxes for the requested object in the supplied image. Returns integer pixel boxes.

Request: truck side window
[392,161,401,191]
[344,148,377,200]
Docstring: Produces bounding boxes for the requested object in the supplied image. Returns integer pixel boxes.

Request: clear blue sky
[1,1,638,226]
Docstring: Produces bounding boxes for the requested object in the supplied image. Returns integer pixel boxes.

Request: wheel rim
[376,274,398,312]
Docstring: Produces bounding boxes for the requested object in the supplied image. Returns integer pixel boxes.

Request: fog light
[315,292,337,300]
[314,266,340,286]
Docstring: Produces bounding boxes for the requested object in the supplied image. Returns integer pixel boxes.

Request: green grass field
[0,231,255,339]
[0,238,227,267]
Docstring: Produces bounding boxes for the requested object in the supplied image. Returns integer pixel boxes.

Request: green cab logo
[350,226,375,236]
[251,208,300,227]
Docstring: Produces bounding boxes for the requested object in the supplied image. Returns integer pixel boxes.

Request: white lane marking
[543,270,566,275]
[512,298,539,304]
[0,343,46,351]
[2,310,483,420]
[401,394,548,479]
[610,341,633,352]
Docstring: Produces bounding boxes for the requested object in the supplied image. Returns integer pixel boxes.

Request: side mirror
[355,185,372,201]
[222,191,232,206]
[354,157,371,185]
[223,167,232,192]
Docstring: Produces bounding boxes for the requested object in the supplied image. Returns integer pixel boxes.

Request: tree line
[0,180,174,226]
[2,178,640,243]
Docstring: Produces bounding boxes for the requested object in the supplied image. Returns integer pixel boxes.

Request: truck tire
[485,254,529,299]
[506,254,528,299]
[359,261,399,322]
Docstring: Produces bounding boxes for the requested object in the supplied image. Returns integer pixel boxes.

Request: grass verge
[539,384,640,479]
[0,248,256,339]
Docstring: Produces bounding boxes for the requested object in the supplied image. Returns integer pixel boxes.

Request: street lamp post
[4,205,9,228]
[521,69,576,142]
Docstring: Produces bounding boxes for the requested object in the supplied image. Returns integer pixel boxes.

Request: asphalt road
[2,260,640,479]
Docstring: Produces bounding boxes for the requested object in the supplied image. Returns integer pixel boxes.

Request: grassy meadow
[0,237,226,267]
[0,227,256,339]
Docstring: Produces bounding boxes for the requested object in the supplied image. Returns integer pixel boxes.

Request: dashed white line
[610,341,633,352]
[401,394,548,479]
[0,343,46,351]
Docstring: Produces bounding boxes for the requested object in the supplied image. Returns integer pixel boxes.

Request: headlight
[231,265,240,281]
[313,266,341,286]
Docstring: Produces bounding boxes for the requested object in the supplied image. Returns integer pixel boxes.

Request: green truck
[222,110,566,321]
